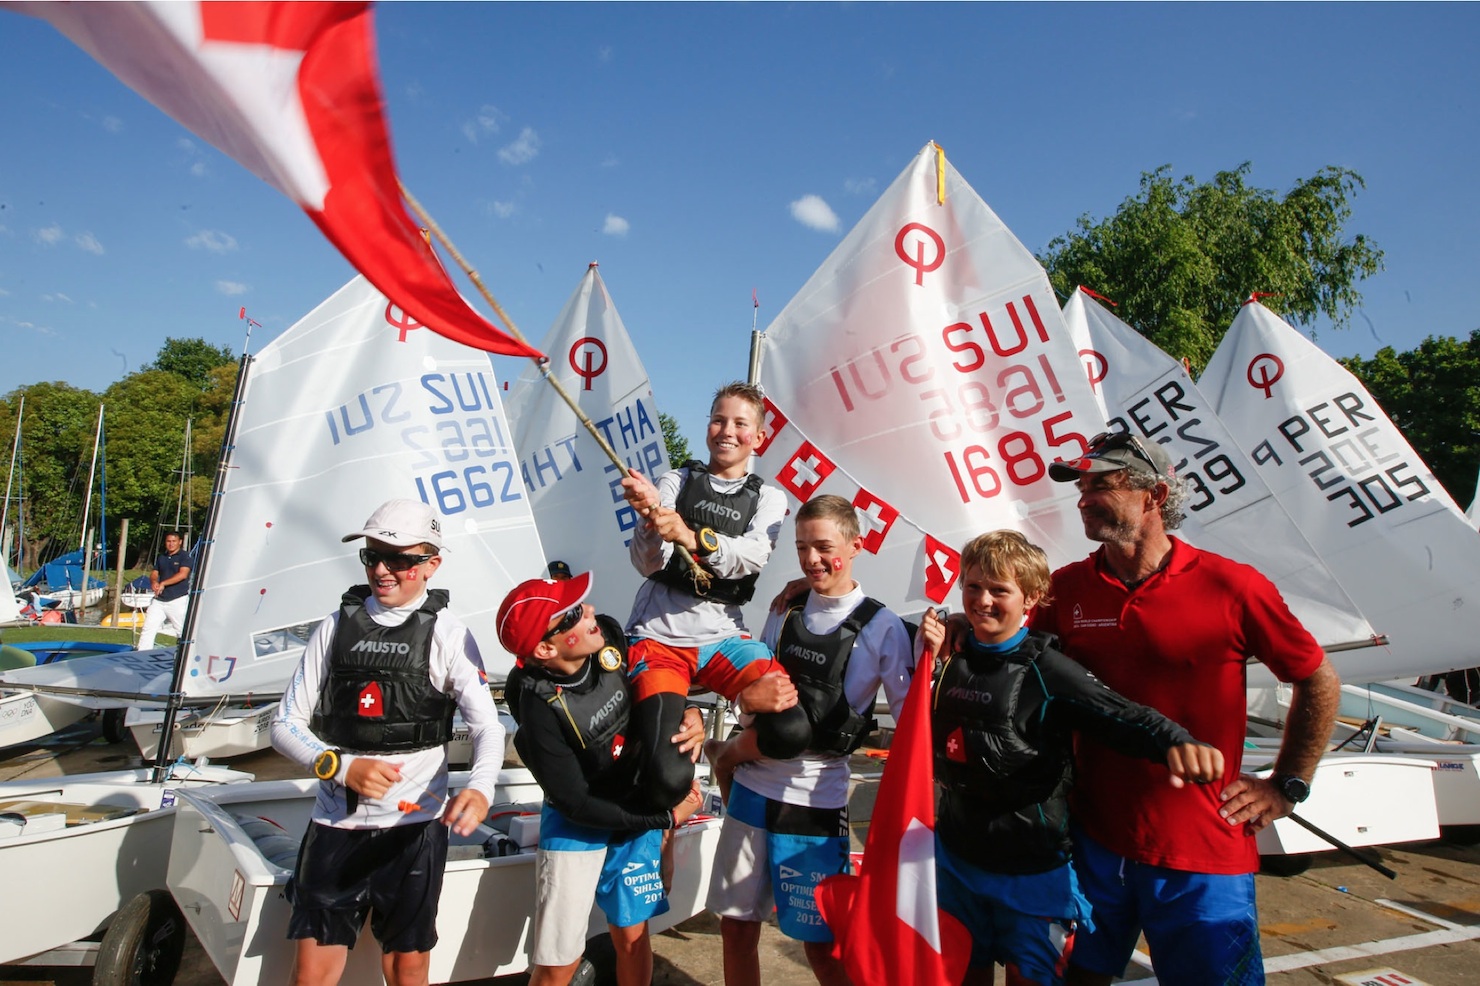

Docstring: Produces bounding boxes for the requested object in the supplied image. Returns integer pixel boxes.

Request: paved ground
[2,722,1479,984]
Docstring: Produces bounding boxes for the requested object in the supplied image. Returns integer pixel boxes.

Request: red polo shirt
[1032,537,1324,874]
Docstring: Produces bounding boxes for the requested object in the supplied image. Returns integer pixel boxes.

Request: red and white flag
[15,1,542,359]
[357,681,383,717]
[815,663,971,985]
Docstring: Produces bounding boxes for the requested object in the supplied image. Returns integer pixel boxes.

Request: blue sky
[2,3,1477,443]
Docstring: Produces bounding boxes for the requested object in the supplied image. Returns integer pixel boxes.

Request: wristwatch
[313,748,343,781]
[1271,773,1310,804]
[695,527,720,556]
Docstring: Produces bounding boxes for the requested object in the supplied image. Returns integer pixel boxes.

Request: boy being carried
[496,572,706,986]
[619,382,809,814]
[920,530,1223,986]
[705,494,913,986]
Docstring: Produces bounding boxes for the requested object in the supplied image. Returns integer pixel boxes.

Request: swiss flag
[21,2,542,359]
[921,535,961,605]
[776,440,836,501]
[612,733,625,759]
[755,397,788,456]
[357,681,384,717]
[852,488,899,555]
[816,663,971,985]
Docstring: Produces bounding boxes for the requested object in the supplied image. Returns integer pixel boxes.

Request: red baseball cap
[496,571,593,662]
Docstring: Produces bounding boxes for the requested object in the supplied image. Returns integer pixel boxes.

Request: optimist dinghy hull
[169,769,722,985]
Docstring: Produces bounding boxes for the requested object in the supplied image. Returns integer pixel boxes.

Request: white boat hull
[0,689,90,750]
[0,764,254,965]
[169,770,722,985]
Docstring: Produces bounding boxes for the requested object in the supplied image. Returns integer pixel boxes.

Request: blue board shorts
[531,807,668,966]
[1070,825,1263,985]
[706,781,850,943]
[935,835,1090,985]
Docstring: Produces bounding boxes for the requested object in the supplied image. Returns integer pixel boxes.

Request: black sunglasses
[541,604,584,642]
[359,547,436,571]
[1087,430,1163,473]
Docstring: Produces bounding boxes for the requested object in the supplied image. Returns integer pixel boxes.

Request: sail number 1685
[942,412,1088,502]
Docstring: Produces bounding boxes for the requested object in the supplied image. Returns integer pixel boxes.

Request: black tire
[568,932,618,986]
[93,889,186,986]
[1259,853,1313,877]
[102,708,130,745]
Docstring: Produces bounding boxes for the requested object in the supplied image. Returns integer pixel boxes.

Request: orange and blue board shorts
[626,636,778,702]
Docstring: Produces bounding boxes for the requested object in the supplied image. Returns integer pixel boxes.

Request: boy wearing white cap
[496,572,705,986]
[271,498,505,986]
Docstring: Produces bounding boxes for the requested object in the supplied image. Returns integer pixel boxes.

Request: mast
[150,352,254,781]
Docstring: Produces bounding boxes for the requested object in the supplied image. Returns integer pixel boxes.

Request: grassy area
[0,624,157,645]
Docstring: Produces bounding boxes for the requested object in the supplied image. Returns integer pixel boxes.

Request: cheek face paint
[405,570,418,581]
[564,633,581,647]
[831,557,843,571]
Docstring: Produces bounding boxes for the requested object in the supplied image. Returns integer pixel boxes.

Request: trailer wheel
[568,932,617,986]
[1259,853,1313,877]
[102,708,130,744]
[93,890,186,986]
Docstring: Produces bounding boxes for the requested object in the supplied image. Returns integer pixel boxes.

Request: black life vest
[650,460,763,605]
[309,586,456,754]
[776,598,883,755]
[930,633,1065,803]
[506,613,627,727]
[516,621,633,785]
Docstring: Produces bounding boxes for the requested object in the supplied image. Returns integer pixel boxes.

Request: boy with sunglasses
[496,572,707,986]
[271,498,506,986]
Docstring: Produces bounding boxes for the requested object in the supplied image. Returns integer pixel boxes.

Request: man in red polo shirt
[1036,430,1340,986]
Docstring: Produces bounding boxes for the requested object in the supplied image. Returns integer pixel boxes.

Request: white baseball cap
[341,498,446,551]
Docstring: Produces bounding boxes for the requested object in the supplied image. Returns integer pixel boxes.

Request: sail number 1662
[943,412,1088,502]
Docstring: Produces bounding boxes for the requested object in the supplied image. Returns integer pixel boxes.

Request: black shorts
[287,820,448,953]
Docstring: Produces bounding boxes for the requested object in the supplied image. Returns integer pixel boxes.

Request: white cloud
[602,214,630,237]
[0,287,9,297]
[598,45,614,63]
[190,160,208,178]
[789,194,840,233]
[499,127,541,165]
[102,116,124,134]
[462,104,506,144]
[74,232,104,255]
[486,199,516,219]
[186,229,238,253]
[599,153,619,169]
[42,292,74,304]
[843,178,877,197]
[216,280,248,296]
[35,224,64,246]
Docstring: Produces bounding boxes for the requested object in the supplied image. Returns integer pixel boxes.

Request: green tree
[2,383,101,570]
[143,337,236,389]
[1342,332,1480,504]
[102,371,206,564]
[1041,164,1384,369]
[659,412,691,467]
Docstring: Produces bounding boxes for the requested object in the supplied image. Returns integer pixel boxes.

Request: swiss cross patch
[358,682,384,717]
[946,726,967,763]
[922,535,961,604]
[611,734,625,759]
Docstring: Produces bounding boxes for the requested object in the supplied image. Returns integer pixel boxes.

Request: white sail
[184,275,546,693]
[1200,300,1480,683]
[504,264,670,614]
[751,142,1102,619]
[1468,467,1480,531]
[0,648,174,709]
[1061,289,1376,660]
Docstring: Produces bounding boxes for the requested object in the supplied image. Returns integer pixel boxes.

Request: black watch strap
[1273,772,1310,804]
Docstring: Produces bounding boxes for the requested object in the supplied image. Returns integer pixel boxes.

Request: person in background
[271,498,505,986]
[1037,431,1339,986]
[137,530,191,649]
[547,560,573,581]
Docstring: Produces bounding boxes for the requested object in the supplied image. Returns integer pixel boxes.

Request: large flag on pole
[815,663,971,985]
[504,263,670,612]
[1200,300,1480,683]
[1061,289,1377,669]
[750,142,1103,622]
[11,1,542,359]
